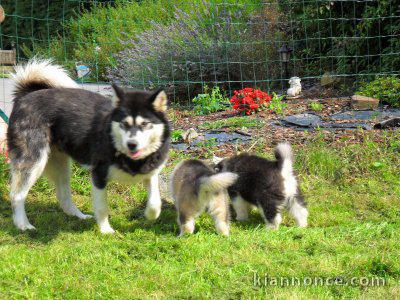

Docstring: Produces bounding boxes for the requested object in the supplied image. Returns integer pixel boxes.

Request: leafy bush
[279,0,400,77]
[192,86,229,115]
[107,1,283,100]
[0,1,94,50]
[357,77,400,107]
[230,88,271,115]
[309,102,324,112]
[269,93,287,115]
[171,129,184,143]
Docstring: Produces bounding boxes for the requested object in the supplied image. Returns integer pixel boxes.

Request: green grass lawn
[0,132,399,298]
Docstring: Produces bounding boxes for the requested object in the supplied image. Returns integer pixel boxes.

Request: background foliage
[0,1,112,52]
[357,76,400,107]
[0,0,399,101]
[282,0,400,77]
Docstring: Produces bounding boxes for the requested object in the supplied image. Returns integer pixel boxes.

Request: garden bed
[170,96,400,158]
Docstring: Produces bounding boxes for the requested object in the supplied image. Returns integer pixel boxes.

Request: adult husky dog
[7,59,170,233]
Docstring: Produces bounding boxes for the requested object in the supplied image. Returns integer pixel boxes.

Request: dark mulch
[168,97,398,158]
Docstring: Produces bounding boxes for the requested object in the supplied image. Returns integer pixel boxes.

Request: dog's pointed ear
[149,89,168,112]
[111,84,125,107]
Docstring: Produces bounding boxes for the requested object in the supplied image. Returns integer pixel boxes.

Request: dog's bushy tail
[200,172,238,194]
[275,142,294,172]
[12,58,78,99]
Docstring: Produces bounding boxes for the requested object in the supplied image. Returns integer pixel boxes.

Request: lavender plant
[107,2,285,101]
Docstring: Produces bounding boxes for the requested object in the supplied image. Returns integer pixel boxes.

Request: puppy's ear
[149,89,168,112]
[111,84,125,107]
[212,155,224,165]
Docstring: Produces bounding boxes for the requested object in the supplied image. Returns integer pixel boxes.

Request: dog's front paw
[144,205,161,221]
[99,225,115,234]
[13,216,36,231]
[14,221,36,231]
[98,220,115,234]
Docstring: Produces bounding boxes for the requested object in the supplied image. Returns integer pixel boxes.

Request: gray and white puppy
[171,160,238,236]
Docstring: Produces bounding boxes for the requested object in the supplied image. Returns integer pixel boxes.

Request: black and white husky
[216,143,308,229]
[7,59,170,233]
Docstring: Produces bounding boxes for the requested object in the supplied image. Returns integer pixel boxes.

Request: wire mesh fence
[0,0,399,111]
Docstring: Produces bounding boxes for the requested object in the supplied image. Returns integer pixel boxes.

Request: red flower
[230,88,271,115]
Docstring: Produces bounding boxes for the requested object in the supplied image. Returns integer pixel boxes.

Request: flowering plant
[230,88,272,115]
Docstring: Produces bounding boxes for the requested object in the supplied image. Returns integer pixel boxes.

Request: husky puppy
[7,59,170,233]
[216,143,308,229]
[171,160,238,236]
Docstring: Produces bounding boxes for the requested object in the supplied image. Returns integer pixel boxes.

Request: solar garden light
[278,43,293,87]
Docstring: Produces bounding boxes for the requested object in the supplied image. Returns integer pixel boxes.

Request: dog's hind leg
[208,198,230,236]
[257,197,283,230]
[10,147,49,230]
[178,212,195,236]
[232,195,251,221]
[44,148,92,220]
[287,195,308,228]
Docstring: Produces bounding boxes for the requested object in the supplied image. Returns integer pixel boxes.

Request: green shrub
[309,102,324,112]
[192,86,229,115]
[357,77,400,107]
[171,129,184,143]
[269,93,287,115]
[0,1,90,51]
[279,0,400,77]
[26,0,263,81]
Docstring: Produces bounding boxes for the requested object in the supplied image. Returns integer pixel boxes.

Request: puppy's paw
[236,215,249,222]
[219,229,230,236]
[216,222,230,236]
[77,214,93,220]
[145,205,161,221]
[266,223,279,230]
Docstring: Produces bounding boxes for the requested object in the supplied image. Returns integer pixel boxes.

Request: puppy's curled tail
[12,58,78,99]
[275,142,294,172]
[200,172,238,194]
